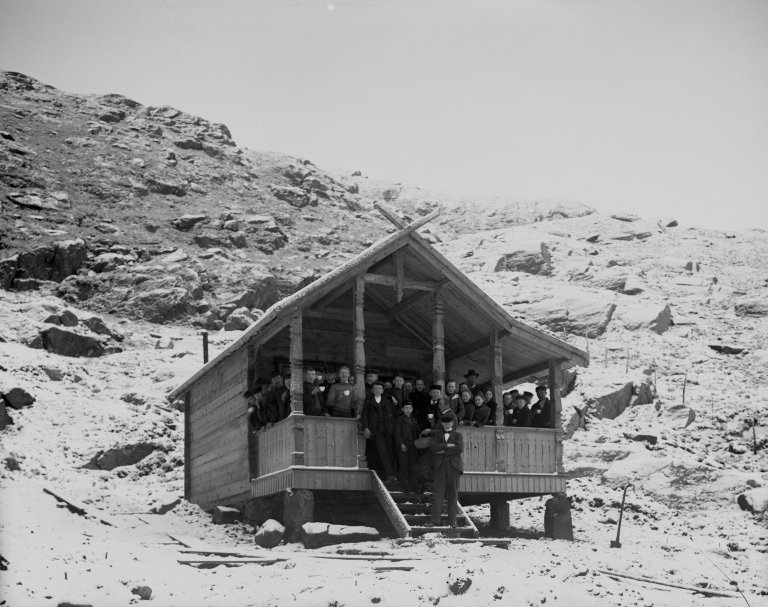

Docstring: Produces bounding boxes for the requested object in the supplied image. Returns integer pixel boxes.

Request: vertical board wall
[187,347,250,508]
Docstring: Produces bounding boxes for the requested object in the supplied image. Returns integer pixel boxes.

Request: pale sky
[1,0,767,231]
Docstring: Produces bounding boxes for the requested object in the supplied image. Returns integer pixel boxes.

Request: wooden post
[353,276,366,414]
[394,250,404,303]
[489,496,510,532]
[183,392,191,500]
[432,288,445,389]
[289,312,304,414]
[490,329,503,426]
[549,359,564,474]
[202,331,209,363]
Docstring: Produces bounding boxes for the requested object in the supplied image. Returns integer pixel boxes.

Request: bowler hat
[464,369,479,378]
[429,384,442,391]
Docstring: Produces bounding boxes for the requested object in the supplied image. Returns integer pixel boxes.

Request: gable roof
[168,211,588,399]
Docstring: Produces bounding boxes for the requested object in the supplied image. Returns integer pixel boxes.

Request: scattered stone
[269,184,310,208]
[0,400,13,430]
[665,219,678,227]
[211,506,242,525]
[41,366,64,381]
[544,494,574,540]
[611,213,640,222]
[130,586,152,601]
[664,405,696,429]
[708,344,746,355]
[39,327,105,358]
[2,387,35,409]
[734,299,768,318]
[82,443,158,470]
[737,488,768,517]
[585,234,600,243]
[616,302,672,335]
[729,443,748,455]
[448,578,473,595]
[284,489,314,543]
[150,495,181,515]
[621,275,645,295]
[81,316,124,341]
[254,519,285,548]
[4,456,20,471]
[172,214,208,231]
[627,434,658,445]
[224,307,258,331]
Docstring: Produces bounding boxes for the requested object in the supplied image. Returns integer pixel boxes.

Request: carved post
[353,276,366,413]
[549,359,564,474]
[491,329,503,426]
[395,250,404,303]
[289,312,304,414]
[432,288,445,389]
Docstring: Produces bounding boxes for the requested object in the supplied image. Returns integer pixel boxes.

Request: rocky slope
[1,71,767,606]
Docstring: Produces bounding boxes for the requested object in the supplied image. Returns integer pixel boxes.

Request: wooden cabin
[169,210,589,537]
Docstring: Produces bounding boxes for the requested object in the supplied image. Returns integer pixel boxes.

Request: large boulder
[588,381,633,420]
[14,239,87,283]
[737,488,768,518]
[82,443,157,470]
[0,399,14,429]
[663,404,695,429]
[39,326,105,357]
[492,241,552,275]
[299,522,380,549]
[81,316,124,341]
[126,287,192,323]
[2,387,36,409]
[270,184,310,208]
[254,519,285,548]
[517,295,616,338]
[616,302,672,335]
[224,307,258,331]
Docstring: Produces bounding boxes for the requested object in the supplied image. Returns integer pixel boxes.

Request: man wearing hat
[263,371,289,424]
[464,369,482,398]
[428,411,464,527]
[531,385,551,428]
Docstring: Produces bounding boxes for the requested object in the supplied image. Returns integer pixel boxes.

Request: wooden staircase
[371,471,478,538]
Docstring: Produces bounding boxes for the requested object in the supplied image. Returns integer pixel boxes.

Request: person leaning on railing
[324,365,357,418]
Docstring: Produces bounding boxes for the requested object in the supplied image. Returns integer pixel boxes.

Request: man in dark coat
[428,412,464,527]
[409,378,430,427]
[263,371,289,424]
[361,381,397,483]
[531,385,552,428]
[302,367,326,416]
[464,369,482,398]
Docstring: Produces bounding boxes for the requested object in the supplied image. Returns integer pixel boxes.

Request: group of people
[245,365,554,526]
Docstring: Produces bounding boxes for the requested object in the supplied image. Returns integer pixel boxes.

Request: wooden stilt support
[432,288,445,389]
[489,497,510,532]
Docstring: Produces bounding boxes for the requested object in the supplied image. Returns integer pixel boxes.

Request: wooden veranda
[169,208,588,536]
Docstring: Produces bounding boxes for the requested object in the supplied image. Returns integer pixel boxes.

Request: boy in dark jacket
[302,367,325,416]
[394,401,421,491]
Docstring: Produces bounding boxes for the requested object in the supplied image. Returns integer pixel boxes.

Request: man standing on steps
[428,411,464,527]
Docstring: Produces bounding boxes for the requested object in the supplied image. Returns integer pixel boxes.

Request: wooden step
[389,491,432,503]
[397,503,432,514]
[403,513,468,525]
[409,525,477,538]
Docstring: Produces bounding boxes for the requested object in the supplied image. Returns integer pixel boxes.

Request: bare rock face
[516,294,616,338]
[493,241,552,275]
[82,442,157,470]
[589,382,634,420]
[224,307,258,331]
[39,326,105,358]
[616,302,672,335]
[11,239,87,285]
[242,493,284,526]
[254,519,285,548]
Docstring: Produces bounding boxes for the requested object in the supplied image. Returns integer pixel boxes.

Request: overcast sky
[1,0,766,231]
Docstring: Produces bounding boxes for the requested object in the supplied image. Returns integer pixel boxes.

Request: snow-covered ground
[2,214,767,606]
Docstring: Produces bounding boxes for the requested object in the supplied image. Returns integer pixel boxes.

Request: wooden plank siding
[256,417,294,476]
[187,348,250,508]
[457,427,558,474]
[303,417,362,468]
